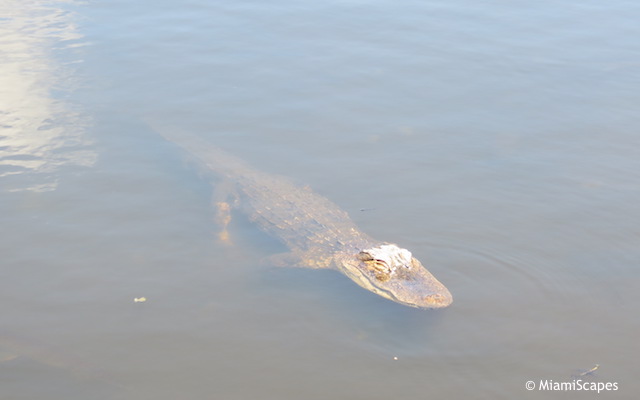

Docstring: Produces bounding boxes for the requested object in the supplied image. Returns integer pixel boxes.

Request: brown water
[1,1,639,399]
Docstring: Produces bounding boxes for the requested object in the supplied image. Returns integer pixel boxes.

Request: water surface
[1,1,639,399]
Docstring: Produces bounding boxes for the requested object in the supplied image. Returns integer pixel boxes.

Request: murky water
[2,1,639,399]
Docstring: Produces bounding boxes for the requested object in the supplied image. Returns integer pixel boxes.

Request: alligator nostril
[423,293,451,307]
[425,294,443,303]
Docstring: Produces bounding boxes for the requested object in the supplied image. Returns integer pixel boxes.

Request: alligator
[157,128,453,309]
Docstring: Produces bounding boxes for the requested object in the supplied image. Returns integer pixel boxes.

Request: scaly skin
[158,128,452,309]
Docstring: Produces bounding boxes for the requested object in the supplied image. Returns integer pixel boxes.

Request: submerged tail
[149,122,252,179]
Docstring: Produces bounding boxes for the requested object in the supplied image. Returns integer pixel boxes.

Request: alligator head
[339,244,452,309]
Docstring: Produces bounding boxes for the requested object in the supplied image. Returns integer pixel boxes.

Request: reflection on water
[0,0,95,192]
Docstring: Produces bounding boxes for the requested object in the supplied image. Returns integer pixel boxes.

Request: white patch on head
[359,244,413,275]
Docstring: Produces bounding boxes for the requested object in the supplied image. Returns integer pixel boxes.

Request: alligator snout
[422,292,453,308]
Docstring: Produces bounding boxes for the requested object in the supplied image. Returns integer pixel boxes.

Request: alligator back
[157,129,373,255]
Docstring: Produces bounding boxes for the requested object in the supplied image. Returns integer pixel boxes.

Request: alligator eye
[374,270,391,282]
[358,251,374,261]
[363,258,384,270]
[368,260,392,282]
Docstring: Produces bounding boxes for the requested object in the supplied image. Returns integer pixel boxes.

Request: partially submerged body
[159,129,452,309]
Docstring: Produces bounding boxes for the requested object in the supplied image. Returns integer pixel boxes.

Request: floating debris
[571,363,600,380]
[578,364,599,376]
[133,297,147,303]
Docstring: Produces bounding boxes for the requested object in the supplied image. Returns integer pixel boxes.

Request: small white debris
[393,356,398,361]
[133,297,147,303]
